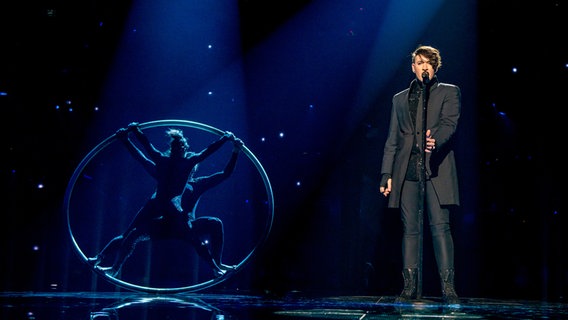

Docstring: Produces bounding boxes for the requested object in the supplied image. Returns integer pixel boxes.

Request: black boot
[395,268,418,303]
[439,268,459,305]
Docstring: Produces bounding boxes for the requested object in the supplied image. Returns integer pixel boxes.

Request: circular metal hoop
[64,119,274,293]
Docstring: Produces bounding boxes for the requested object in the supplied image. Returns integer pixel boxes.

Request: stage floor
[1,291,566,319]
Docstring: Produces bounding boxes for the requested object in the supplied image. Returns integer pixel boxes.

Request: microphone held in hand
[422,71,430,85]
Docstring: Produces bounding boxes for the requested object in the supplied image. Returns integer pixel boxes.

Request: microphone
[422,71,430,85]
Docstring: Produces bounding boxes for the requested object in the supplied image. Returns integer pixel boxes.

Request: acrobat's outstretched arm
[127,122,163,163]
[192,138,243,191]
[116,127,157,178]
[192,131,235,163]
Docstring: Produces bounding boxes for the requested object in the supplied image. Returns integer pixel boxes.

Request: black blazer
[380,77,461,208]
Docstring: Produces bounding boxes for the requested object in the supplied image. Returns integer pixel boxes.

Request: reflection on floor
[1,291,567,319]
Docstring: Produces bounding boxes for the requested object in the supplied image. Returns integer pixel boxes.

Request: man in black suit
[379,45,460,305]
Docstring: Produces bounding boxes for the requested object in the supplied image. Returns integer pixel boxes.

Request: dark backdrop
[1,0,565,301]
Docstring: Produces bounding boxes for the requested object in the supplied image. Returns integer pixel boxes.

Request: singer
[378,45,461,305]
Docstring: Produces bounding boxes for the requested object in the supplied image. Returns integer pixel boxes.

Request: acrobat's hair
[165,128,190,158]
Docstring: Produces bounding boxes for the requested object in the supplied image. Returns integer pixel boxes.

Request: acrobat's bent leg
[88,235,123,267]
[191,217,234,277]
[100,228,148,277]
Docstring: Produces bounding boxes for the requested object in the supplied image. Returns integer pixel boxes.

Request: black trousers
[400,180,454,271]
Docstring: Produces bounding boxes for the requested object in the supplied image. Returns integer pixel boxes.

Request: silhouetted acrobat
[88,122,242,278]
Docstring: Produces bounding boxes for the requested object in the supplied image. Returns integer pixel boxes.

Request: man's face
[412,54,435,82]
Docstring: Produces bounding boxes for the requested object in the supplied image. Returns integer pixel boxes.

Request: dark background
[1,0,566,301]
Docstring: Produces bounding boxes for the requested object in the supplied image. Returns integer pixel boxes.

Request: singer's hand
[379,174,392,197]
[379,178,392,197]
[425,129,436,153]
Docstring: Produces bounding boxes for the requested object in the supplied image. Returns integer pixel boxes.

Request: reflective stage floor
[1,291,567,319]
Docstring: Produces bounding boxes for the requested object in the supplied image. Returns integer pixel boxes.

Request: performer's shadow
[393,298,463,319]
[90,294,226,320]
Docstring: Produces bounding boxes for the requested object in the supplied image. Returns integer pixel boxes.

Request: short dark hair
[412,45,442,72]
